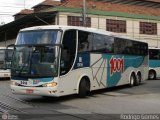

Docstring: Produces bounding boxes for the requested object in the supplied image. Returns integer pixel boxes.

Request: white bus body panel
[0,69,10,78]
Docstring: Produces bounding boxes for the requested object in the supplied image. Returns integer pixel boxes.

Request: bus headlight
[43,82,57,87]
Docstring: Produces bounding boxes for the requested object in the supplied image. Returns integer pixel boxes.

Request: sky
[0,0,44,24]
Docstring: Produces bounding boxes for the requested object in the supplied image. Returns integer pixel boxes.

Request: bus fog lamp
[11,81,19,86]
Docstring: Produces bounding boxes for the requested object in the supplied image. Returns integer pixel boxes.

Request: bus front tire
[78,78,90,98]
[148,70,156,80]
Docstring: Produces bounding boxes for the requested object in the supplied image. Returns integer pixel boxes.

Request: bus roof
[20,25,147,44]
[20,25,113,35]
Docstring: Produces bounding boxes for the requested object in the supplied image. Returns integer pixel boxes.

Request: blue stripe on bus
[74,53,145,87]
[11,76,54,83]
[102,54,144,87]
[149,60,160,68]
[11,76,28,80]
[74,52,90,69]
[31,77,54,83]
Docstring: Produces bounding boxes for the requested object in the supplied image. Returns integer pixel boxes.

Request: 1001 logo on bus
[109,57,124,76]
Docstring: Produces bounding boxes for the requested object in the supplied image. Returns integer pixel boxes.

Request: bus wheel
[129,73,136,87]
[78,78,89,98]
[135,72,142,85]
[148,70,156,80]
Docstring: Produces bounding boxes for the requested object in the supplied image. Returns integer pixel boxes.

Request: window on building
[140,22,157,35]
[68,16,91,27]
[106,19,126,33]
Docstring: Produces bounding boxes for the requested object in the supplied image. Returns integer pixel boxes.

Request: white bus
[10,25,148,97]
[0,47,13,78]
[148,48,160,79]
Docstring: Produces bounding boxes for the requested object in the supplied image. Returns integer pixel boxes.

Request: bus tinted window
[78,31,114,53]
[135,42,148,55]
[149,49,160,60]
[114,38,131,54]
[78,31,93,52]
[92,33,114,53]
[78,31,148,56]
[115,38,148,55]
[16,30,61,45]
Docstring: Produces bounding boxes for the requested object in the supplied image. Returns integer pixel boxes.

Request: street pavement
[0,79,160,120]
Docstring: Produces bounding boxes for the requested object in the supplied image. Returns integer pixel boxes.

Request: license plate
[26,89,34,94]
[4,74,9,77]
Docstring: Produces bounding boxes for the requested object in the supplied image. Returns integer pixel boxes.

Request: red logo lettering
[110,57,124,76]
[33,80,40,84]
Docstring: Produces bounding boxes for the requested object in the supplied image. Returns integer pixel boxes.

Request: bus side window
[78,31,92,52]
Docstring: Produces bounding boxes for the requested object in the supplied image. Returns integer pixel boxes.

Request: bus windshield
[11,45,59,78]
[16,30,61,45]
[0,49,5,69]
[11,30,61,77]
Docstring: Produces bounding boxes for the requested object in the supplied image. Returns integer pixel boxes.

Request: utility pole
[4,32,6,47]
[82,0,86,27]
[24,0,26,9]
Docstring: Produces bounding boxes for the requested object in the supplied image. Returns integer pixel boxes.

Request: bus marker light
[33,79,40,84]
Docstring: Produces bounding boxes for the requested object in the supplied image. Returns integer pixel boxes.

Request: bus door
[59,30,77,95]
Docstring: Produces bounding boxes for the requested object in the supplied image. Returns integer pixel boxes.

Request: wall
[58,12,160,47]
[0,39,16,47]
[1,12,158,48]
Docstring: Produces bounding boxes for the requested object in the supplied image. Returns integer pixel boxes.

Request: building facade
[56,10,160,47]
[0,0,160,47]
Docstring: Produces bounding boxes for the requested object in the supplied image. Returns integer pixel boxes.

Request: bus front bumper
[10,85,59,97]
